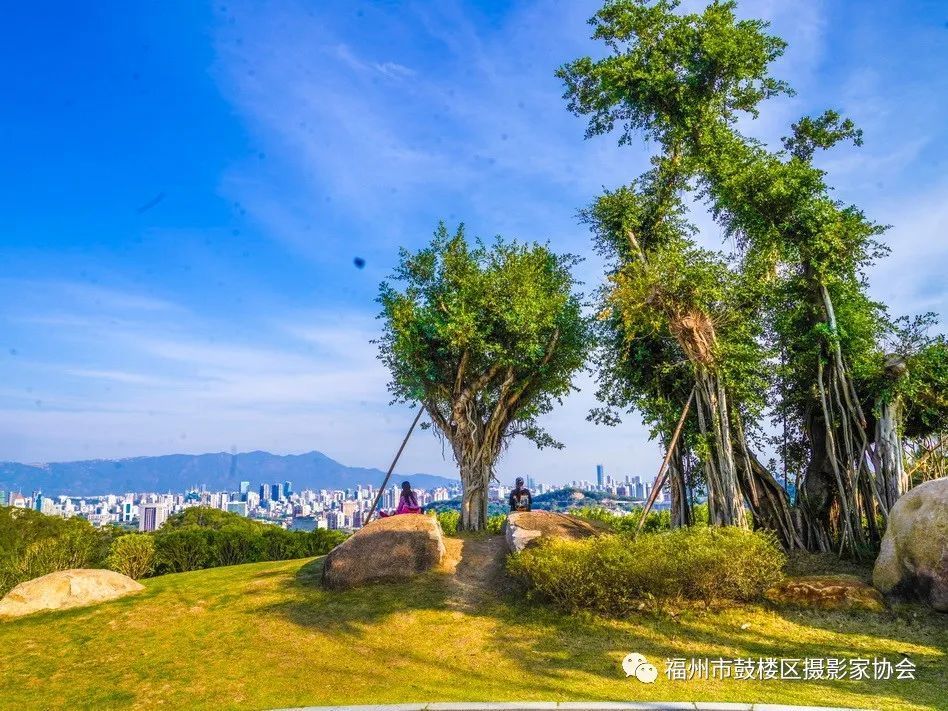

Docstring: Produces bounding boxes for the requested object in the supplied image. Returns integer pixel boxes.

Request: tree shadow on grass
[494,596,947,710]
[252,556,456,636]
[251,548,945,710]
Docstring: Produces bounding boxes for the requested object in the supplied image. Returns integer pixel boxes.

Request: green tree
[583,165,799,546]
[377,223,589,530]
[557,0,942,556]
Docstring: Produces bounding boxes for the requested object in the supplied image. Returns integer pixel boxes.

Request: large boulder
[765,575,885,612]
[0,569,144,618]
[873,477,948,611]
[505,510,605,553]
[321,513,446,590]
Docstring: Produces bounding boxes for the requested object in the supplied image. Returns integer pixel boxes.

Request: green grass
[0,538,945,711]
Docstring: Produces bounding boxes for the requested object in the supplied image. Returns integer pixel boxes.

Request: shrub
[486,512,506,534]
[432,509,505,535]
[310,528,347,554]
[154,529,211,574]
[107,534,156,579]
[507,526,785,614]
[434,510,460,535]
[0,508,108,596]
[207,527,261,567]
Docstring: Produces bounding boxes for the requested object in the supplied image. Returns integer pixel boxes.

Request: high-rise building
[246,491,260,510]
[596,465,604,488]
[32,491,43,512]
[239,481,250,497]
[270,483,281,501]
[139,503,168,532]
[0,490,7,506]
[259,484,269,502]
[282,481,292,499]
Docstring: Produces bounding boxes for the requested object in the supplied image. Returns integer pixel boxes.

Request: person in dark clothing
[509,477,532,512]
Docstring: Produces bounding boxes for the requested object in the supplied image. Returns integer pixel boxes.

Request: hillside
[0,450,457,496]
[0,540,944,711]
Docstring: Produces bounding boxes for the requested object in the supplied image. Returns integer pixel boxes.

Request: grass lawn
[0,535,945,711]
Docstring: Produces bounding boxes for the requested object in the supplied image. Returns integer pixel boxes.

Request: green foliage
[107,534,156,580]
[151,509,348,575]
[162,506,262,532]
[508,526,785,614]
[572,503,711,534]
[377,222,589,451]
[485,513,506,535]
[433,509,505,536]
[0,507,110,597]
[782,110,863,162]
[572,505,668,534]
[874,315,948,439]
[154,529,212,573]
[557,0,790,146]
[434,509,460,536]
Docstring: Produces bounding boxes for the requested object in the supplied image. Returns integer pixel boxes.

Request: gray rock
[873,476,948,611]
[505,510,606,553]
[322,513,446,590]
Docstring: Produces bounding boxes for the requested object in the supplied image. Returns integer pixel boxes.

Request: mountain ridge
[0,450,458,496]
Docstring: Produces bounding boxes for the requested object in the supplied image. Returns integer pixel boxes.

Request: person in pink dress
[379,481,422,517]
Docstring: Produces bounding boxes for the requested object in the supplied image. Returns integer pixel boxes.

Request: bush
[154,529,211,574]
[507,526,785,614]
[208,527,262,567]
[572,506,664,534]
[310,528,347,554]
[486,513,506,534]
[432,509,505,535]
[151,514,349,574]
[107,534,156,579]
[434,509,460,535]
[0,508,109,597]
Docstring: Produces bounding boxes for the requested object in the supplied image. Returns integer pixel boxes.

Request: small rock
[766,575,885,612]
[0,569,144,618]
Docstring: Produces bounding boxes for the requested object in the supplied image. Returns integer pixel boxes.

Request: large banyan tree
[561,0,948,556]
[377,223,589,531]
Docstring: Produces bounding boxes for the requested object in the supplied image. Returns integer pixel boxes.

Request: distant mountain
[0,451,458,496]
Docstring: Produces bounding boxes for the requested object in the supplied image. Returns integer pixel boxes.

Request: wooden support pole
[637,386,695,534]
[363,407,425,526]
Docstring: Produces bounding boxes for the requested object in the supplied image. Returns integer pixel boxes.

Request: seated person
[380,481,422,517]
[508,477,532,512]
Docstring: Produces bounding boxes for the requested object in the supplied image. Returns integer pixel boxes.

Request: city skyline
[2,1,947,484]
[5,466,660,533]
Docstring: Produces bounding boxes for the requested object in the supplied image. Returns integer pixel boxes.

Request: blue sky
[1,1,947,484]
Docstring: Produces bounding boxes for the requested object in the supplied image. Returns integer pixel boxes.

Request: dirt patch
[440,535,509,608]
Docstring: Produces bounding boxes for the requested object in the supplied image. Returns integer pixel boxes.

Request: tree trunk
[667,440,692,528]
[875,395,907,512]
[732,432,805,550]
[693,368,746,527]
[459,457,491,531]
